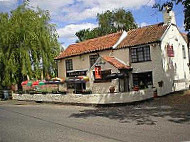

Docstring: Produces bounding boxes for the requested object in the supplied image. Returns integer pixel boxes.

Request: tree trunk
[17,70,23,91]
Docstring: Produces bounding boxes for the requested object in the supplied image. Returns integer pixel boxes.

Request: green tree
[0,3,60,89]
[75,9,137,42]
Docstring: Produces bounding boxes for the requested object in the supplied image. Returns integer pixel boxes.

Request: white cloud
[57,23,98,39]
[0,0,18,12]
[139,22,149,27]
[61,0,156,21]
[28,0,155,22]
[0,0,14,1]
[28,0,74,14]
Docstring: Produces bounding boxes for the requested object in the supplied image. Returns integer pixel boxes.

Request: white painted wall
[12,88,154,105]
[112,48,130,66]
[130,25,189,96]
[130,44,163,92]
[159,24,190,95]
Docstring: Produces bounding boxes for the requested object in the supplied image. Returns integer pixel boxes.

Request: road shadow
[70,92,190,125]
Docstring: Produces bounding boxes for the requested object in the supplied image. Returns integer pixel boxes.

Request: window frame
[89,54,99,67]
[131,45,151,63]
[132,71,153,89]
[65,59,73,71]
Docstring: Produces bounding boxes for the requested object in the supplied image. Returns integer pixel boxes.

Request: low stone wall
[12,88,154,105]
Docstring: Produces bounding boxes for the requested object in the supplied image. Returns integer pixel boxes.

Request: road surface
[0,92,190,142]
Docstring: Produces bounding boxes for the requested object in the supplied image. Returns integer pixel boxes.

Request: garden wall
[12,88,154,105]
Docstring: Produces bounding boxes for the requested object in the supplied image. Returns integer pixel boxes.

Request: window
[65,59,73,71]
[133,72,153,89]
[90,54,99,67]
[93,69,111,83]
[182,45,186,59]
[131,45,151,63]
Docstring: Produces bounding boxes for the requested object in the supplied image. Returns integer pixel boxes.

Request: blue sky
[0,0,185,48]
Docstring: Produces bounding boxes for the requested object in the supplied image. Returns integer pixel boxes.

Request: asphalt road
[0,93,190,142]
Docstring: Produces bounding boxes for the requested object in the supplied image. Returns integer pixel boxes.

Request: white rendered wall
[12,88,154,105]
[159,24,190,95]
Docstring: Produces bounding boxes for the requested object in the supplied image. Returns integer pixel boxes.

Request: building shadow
[69,92,190,125]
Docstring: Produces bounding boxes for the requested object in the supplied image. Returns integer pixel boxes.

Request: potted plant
[133,85,139,91]
[109,86,115,93]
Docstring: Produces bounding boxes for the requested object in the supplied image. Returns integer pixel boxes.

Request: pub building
[56,10,190,96]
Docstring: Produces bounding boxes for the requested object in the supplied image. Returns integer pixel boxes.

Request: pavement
[0,91,190,142]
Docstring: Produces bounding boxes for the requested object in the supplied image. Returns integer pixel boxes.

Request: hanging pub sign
[95,66,102,79]
[167,44,174,57]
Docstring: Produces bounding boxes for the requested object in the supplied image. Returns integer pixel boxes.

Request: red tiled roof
[102,56,131,69]
[117,23,168,48]
[55,23,168,59]
[55,32,122,59]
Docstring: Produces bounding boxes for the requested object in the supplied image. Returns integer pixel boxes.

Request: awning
[32,81,39,86]
[45,81,62,84]
[21,80,28,86]
[39,81,46,86]
[52,77,63,82]
[78,76,89,82]
[27,81,33,86]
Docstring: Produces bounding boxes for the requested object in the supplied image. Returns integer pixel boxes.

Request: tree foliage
[0,3,60,89]
[75,9,137,42]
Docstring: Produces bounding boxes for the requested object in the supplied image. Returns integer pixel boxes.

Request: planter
[82,90,92,95]
[153,89,158,98]
[1,90,11,100]
[133,86,139,91]
[109,86,115,93]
